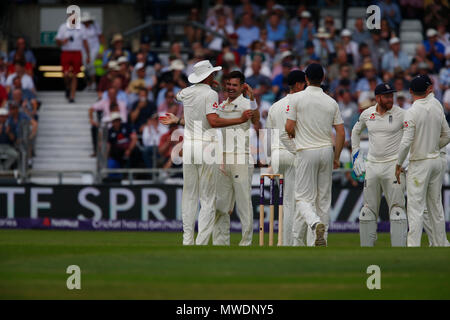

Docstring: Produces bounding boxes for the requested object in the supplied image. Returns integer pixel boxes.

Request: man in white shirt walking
[161,60,252,245]
[351,83,408,247]
[55,11,90,103]
[285,63,345,246]
[395,76,450,247]
[266,70,307,246]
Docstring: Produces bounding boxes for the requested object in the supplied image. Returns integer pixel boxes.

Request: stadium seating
[401,43,417,57]
[400,31,423,43]
[319,17,343,30]
[400,19,423,33]
[346,7,367,19]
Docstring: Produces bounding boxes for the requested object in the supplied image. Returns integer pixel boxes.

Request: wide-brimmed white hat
[389,37,400,45]
[426,28,438,37]
[169,59,185,71]
[315,27,330,39]
[188,60,222,84]
[81,12,95,23]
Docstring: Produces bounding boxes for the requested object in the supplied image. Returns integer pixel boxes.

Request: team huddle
[160,59,450,248]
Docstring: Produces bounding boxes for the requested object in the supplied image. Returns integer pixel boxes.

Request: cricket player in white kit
[419,75,450,247]
[266,70,308,246]
[395,76,450,247]
[351,83,408,247]
[163,60,252,245]
[285,64,345,246]
[212,71,260,246]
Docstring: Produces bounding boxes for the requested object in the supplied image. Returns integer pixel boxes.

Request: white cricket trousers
[213,164,254,246]
[422,155,450,246]
[363,160,406,218]
[272,149,307,246]
[181,140,219,245]
[294,146,333,246]
[407,157,447,247]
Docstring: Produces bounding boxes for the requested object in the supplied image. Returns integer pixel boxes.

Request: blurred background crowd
[0,0,449,185]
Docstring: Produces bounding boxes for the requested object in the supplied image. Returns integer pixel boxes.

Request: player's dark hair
[227,70,245,84]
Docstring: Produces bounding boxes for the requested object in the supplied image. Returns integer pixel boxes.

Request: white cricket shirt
[55,23,88,51]
[397,94,450,164]
[216,94,251,155]
[351,104,405,162]
[266,94,290,150]
[286,86,343,151]
[176,83,218,142]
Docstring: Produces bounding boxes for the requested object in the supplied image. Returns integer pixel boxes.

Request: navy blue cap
[287,70,306,86]
[305,63,324,82]
[418,74,433,87]
[410,76,428,93]
[374,83,396,95]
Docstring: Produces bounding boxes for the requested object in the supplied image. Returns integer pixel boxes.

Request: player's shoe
[315,223,326,247]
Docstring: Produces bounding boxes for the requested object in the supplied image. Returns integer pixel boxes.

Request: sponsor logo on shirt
[213,102,219,109]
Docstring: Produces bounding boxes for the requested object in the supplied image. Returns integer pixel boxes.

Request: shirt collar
[305,86,323,93]
[374,103,394,115]
[226,94,244,105]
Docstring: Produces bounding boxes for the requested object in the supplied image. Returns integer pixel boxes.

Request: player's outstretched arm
[159,113,184,126]
[206,111,252,128]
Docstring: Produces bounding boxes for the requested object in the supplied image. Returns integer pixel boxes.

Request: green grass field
[0,230,449,300]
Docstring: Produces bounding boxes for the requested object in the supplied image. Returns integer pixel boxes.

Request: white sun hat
[110,112,122,122]
[341,29,352,37]
[81,12,95,23]
[188,60,222,84]
[426,28,438,37]
[389,37,400,45]
[169,59,185,71]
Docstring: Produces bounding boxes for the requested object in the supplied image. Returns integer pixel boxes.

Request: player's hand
[159,113,178,125]
[333,158,340,169]
[241,110,253,122]
[243,83,254,99]
[352,150,366,176]
[395,164,402,184]
[211,80,220,89]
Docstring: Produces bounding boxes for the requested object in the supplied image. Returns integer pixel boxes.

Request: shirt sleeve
[205,90,219,115]
[286,96,297,121]
[55,24,65,40]
[397,110,415,166]
[333,102,344,125]
[351,111,367,152]
[439,113,450,149]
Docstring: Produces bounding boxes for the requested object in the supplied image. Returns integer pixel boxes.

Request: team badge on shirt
[403,121,408,128]
[369,113,375,120]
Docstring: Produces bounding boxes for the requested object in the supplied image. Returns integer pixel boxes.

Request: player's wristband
[250,100,258,110]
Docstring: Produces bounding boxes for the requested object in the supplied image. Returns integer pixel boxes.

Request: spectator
[6,102,37,161]
[379,0,402,32]
[381,37,411,74]
[337,89,358,140]
[5,60,35,94]
[206,15,234,53]
[244,43,272,77]
[8,37,36,76]
[142,113,167,169]
[157,89,182,118]
[55,12,90,103]
[259,29,276,57]
[127,62,154,104]
[117,56,131,91]
[9,76,38,109]
[235,0,261,20]
[130,87,157,132]
[156,80,181,108]
[0,108,18,170]
[184,8,203,45]
[436,23,450,51]
[271,61,291,99]
[355,62,382,99]
[0,53,7,86]
[410,43,435,74]
[158,122,182,170]
[102,33,131,67]
[292,10,315,53]
[323,15,338,41]
[102,76,128,107]
[396,91,412,110]
[366,30,389,72]
[206,1,234,30]
[159,59,188,91]
[107,112,138,169]
[354,43,373,75]
[236,13,260,49]
[299,40,320,67]
[352,18,370,44]
[358,77,379,103]
[266,12,287,42]
[246,59,272,89]
[329,63,356,94]
[228,33,248,58]
[380,18,394,42]
[423,28,446,73]
[133,35,161,72]
[10,88,37,120]
[392,76,412,104]
[89,87,128,156]
[0,84,7,108]
[97,60,121,99]
[313,27,335,66]
[81,12,103,91]
[340,29,359,68]
[424,0,449,30]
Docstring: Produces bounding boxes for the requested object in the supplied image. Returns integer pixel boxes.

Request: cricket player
[266,70,308,246]
[351,83,408,247]
[416,75,450,247]
[212,71,260,246]
[162,60,252,245]
[395,76,450,247]
[285,63,345,247]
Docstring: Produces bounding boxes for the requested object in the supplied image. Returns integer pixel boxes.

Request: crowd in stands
[0,37,38,171]
[2,0,450,184]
